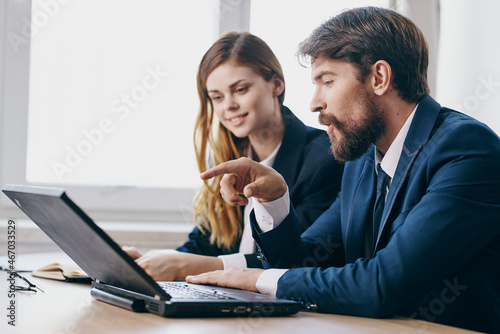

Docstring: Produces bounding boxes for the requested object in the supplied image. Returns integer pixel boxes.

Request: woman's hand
[122,246,224,281]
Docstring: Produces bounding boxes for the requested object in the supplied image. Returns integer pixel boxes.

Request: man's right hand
[200,157,288,206]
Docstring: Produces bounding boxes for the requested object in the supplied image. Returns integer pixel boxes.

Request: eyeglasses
[1,267,44,293]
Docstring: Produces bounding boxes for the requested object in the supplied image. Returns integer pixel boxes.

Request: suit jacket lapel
[374,95,442,251]
[345,151,377,262]
[272,106,308,191]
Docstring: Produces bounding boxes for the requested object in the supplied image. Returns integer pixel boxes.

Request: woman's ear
[271,74,285,97]
[370,60,392,96]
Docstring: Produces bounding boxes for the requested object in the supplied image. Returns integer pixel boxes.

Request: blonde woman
[124,32,343,280]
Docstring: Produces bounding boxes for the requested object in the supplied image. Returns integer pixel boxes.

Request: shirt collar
[248,142,282,167]
[375,104,418,179]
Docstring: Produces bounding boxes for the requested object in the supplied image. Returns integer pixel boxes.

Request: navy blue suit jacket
[251,96,500,333]
[177,106,343,268]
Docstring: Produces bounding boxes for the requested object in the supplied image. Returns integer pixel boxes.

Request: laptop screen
[3,185,168,299]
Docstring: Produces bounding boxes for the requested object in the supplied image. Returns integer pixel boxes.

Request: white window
[26,0,219,189]
[1,0,224,221]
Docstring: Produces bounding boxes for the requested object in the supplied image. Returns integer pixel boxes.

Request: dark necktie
[372,164,391,247]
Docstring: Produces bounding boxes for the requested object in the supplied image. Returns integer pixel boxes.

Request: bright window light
[27,0,219,188]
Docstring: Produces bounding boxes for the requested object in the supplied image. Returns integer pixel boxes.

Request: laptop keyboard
[159,282,235,300]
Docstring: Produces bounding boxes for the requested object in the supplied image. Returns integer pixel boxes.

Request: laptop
[2,184,301,317]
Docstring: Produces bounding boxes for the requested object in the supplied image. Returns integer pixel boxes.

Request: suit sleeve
[254,121,500,318]
[251,197,345,269]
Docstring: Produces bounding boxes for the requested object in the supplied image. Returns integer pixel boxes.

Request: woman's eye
[211,96,222,102]
[235,87,247,94]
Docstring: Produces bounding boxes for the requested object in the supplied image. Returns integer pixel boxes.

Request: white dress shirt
[255,106,418,297]
[217,142,282,270]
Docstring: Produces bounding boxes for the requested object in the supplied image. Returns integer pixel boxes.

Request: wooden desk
[1,253,477,334]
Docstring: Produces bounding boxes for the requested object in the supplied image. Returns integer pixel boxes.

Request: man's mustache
[318,113,345,133]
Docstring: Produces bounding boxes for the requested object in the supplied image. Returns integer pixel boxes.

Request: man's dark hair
[298,6,430,103]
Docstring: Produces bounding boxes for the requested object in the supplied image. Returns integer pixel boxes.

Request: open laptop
[2,184,301,317]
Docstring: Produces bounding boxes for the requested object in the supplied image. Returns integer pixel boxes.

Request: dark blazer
[251,96,500,333]
[177,106,344,268]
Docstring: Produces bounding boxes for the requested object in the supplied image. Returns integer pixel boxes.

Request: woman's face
[206,62,283,140]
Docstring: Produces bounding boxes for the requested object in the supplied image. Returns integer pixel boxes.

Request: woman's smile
[227,113,249,126]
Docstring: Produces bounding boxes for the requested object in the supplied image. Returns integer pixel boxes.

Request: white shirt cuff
[218,253,247,269]
[255,269,288,297]
[253,187,290,233]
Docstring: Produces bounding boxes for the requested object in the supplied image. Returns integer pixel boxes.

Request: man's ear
[271,74,285,97]
[370,60,392,96]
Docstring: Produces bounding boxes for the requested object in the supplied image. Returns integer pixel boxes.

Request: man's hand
[186,268,264,293]
[122,247,224,281]
[201,157,287,206]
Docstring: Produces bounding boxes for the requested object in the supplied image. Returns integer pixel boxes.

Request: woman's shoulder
[281,106,332,157]
[303,125,331,153]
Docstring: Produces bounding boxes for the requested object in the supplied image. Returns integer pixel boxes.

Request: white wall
[436,0,500,134]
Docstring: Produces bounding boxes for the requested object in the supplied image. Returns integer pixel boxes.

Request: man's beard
[319,92,386,163]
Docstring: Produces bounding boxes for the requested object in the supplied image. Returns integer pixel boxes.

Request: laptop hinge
[91,287,145,312]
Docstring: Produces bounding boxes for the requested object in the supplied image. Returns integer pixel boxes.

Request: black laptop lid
[2,185,168,299]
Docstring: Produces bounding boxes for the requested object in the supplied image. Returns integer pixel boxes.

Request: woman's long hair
[193,32,285,250]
